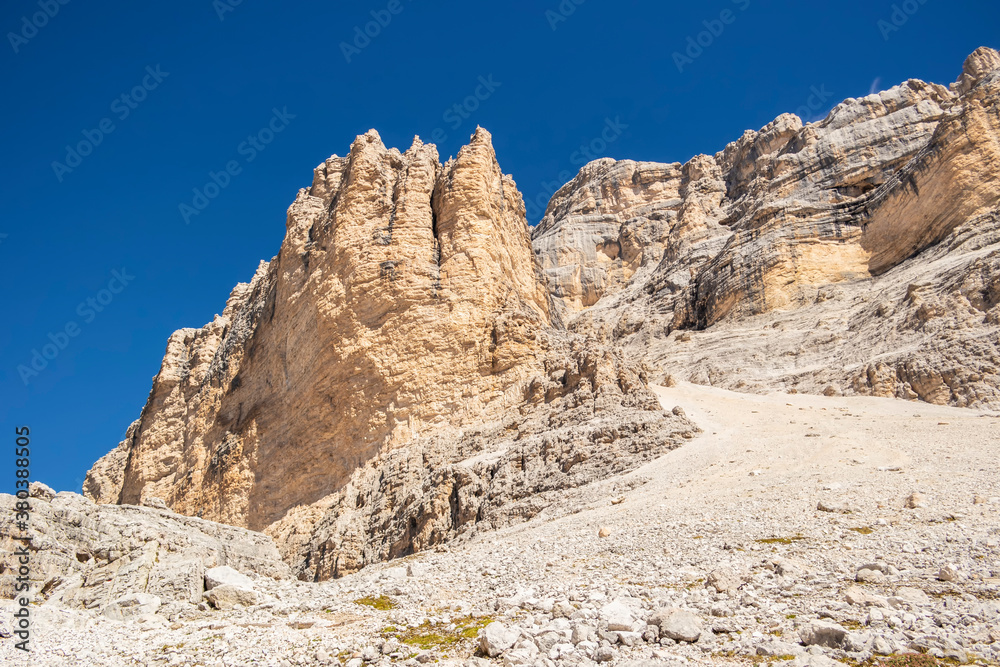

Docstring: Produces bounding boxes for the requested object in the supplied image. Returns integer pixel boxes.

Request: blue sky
[2,0,997,494]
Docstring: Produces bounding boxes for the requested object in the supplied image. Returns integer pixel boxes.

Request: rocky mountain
[84,128,696,580]
[82,47,1000,582]
[535,47,1000,408]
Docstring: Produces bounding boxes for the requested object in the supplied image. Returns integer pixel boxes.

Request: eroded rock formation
[85,128,694,578]
[534,47,1000,408]
[85,48,1000,578]
[0,485,288,611]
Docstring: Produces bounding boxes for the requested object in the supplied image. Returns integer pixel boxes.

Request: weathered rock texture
[85,128,694,579]
[85,48,999,579]
[0,490,288,611]
[533,47,1000,409]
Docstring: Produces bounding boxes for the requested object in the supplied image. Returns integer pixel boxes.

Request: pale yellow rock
[86,128,692,579]
[85,48,1000,581]
[533,47,1000,410]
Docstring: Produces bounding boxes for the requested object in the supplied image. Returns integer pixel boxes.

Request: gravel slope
[4,383,999,666]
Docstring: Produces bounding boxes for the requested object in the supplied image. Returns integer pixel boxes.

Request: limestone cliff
[87,48,1000,578]
[533,47,1000,408]
[86,128,694,578]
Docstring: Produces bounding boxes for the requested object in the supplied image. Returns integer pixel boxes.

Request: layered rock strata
[85,128,694,578]
[533,47,1000,408]
[85,48,1000,578]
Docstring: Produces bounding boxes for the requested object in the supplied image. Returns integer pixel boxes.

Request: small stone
[817,500,851,514]
[650,607,702,643]
[937,564,962,582]
[905,492,927,509]
[600,599,640,632]
[843,632,871,653]
[594,646,618,662]
[773,558,806,578]
[844,586,887,607]
[855,568,886,584]
[617,630,642,646]
[205,566,255,591]
[598,527,611,538]
[572,623,595,644]
[799,621,848,649]
[203,584,258,610]
[415,652,434,664]
[552,601,574,618]
[872,636,893,655]
[758,640,804,657]
[974,495,988,505]
[893,587,930,605]
[503,645,539,667]
[710,602,733,617]
[706,568,742,594]
[480,621,519,657]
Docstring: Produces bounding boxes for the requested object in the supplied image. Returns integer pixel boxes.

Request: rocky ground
[3,382,999,666]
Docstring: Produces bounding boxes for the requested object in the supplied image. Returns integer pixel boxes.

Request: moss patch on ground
[756,536,806,545]
[386,615,494,651]
[354,595,398,611]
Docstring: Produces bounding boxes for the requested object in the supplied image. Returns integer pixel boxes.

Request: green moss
[354,595,398,611]
[844,652,979,667]
[850,526,875,535]
[875,655,954,667]
[391,615,494,651]
[756,536,805,545]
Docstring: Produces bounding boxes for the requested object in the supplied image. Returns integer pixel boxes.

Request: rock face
[85,128,695,578]
[83,48,999,579]
[533,47,1000,409]
[0,490,288,611]
[89,128,552,531]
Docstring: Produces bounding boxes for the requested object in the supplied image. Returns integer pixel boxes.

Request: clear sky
[2,0,997,494]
